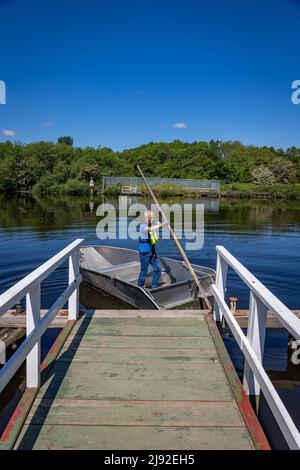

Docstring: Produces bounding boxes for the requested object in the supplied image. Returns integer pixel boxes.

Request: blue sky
[0,0,300,150]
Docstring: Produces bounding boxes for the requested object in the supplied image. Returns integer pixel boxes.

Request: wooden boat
[80,246,215,310]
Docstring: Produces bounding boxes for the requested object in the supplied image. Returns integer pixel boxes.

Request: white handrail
[0,239,83,392]
[215,246,300,339]
[0,274,81,394]
[212,246,300,449]
[0,239,83,316]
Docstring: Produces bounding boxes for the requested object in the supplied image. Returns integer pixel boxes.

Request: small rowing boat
[80,246,215,310]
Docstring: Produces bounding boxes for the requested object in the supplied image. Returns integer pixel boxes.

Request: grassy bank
[104,183,300,200]
[221,183,300,199]
[14,181,300,200]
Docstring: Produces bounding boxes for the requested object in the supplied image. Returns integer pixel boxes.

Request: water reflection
[3,193,300,232]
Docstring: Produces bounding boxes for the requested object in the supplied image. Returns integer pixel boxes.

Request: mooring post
[68,250,80,320]
[243,291,267,412]
[213,251,228,322]
[26,284,41,388]
[89,177,94,198]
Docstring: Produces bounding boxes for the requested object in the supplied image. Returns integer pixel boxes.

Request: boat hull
[81,267,160,309]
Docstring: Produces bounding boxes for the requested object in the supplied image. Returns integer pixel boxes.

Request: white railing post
[26,283,41,388]
[68,249,80,320]
[213,250,228,321]
[243,291,267,405]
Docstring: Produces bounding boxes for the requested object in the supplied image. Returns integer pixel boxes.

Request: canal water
[0,194,299,449]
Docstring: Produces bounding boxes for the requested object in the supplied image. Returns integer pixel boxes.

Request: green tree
[57,136,74,146]
[268,158,296,184]
[0,157,16,192]
[1,139,300,195]
[251,166,276,185]
[79,163,101,181]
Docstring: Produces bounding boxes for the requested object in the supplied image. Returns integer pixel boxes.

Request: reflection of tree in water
[2,194,300,233]
[212,199,300,231]
[0,194,101,230]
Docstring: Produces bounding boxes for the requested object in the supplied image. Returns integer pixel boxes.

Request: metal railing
[213,245,300,449]
[0,239,83,394]
[103,176,220,192]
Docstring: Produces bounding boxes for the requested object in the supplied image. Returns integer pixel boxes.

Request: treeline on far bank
[1,137,300,199]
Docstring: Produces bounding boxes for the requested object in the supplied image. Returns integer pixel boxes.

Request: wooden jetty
[0,327,25,364]
[0,309,70,328]
[0,240,300,450]
[231,309,300,328]
[6,310,268,450]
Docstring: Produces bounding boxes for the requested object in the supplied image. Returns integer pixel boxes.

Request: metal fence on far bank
[102,176,220,192]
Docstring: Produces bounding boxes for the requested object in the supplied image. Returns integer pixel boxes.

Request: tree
[0,157,16,192]
[268,158,296,184]
[1,139,300,195]
[251,166,276,185]
[79,164,100,181]
[57,136,73,146]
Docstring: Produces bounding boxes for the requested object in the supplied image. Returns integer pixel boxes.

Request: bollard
[0,339,5,364]
[15,303,22,315]
[229,296,238,313]
[89,177,94,197]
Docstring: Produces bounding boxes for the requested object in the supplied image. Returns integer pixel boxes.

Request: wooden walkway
[14,310,268,450]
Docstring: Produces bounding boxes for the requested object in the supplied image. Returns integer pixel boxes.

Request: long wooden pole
[137,166,212,311]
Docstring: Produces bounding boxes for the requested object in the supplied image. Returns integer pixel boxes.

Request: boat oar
[137,165,213,312]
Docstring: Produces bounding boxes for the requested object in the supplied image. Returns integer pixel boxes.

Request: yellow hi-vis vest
[149,229,158,246]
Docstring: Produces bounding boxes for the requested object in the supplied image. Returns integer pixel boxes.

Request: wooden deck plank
[38,370,232,402]
[69,327,210,338]
[84,309,208,318]
[15,425,254,450]
[73,317,207,326]
[0,310,68,328]
[63,335,215,349]
[26,399,245,427]
[39,360,226,384]
[68,324,210,338]
[56,347,218,363]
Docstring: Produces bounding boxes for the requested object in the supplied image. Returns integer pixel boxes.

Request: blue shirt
[139,223,152,254]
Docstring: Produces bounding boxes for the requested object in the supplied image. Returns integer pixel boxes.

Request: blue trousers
[138,253,162,288]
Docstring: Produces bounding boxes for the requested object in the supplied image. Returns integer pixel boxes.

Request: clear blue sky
[0,0,300,150]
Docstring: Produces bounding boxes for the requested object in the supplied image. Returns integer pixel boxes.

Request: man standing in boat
[138,210,162,289]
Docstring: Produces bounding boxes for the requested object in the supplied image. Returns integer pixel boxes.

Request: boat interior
[80,246,215,308]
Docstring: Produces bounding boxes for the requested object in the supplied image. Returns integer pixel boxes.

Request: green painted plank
[68,325,210,338]
[26,399,244,427]
[57,347,218,363]
[39,360,224,383]
[63,335,215,350]
[15,425,254,450]
[68,317,210,338]
[38,371,232,401]
[78,317,206,325]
